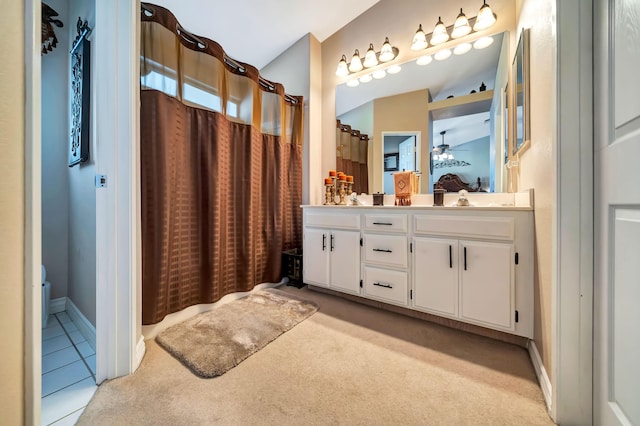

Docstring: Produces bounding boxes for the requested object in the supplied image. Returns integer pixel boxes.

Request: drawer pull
[373,282,393,289]
[322,234,326,251]
[372,222,393,226]
[330,234,335,252]
[449,245,452,268]
[372,248,392,253]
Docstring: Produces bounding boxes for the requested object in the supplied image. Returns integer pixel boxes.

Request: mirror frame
[512,28,531,157]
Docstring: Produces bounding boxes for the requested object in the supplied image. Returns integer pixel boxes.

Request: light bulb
[451,9,472,38]
[348,49,363,73]
[411,24,428,50]
[434,49,452,61]
[335,55,348,77]
[430,17,450,45]
[387,65,402,74]
[363,44,378,68]
[379,37,395,62]
[473,36,494,50]
[372,70,386,79]
[473,0,497,31]
[453,43,472,55]
[447,153,454,160]
[346,78,360,87]
[359,74,372,83]
[416,55,433,66]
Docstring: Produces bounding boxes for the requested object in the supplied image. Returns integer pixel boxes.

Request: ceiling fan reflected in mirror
[433,130,455,161]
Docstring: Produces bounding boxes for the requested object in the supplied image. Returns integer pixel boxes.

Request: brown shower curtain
[336,120,369,194]
[140,3,303,325]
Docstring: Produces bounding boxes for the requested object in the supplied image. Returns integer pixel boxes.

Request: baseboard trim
[49,297,67,314]
[141,280,286,339]
[66,298,96,350]
[528,340,552,412]
[134,336,146,371]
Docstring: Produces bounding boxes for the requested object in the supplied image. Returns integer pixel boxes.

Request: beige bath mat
[156,288,318,378]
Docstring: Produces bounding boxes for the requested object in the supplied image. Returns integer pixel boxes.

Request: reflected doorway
[382,132,420,194]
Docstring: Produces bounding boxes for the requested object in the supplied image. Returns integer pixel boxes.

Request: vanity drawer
[363,266,408,306]
[363,234,407,268]
[305,212,361,230]
[363,214,408,233]
[414,215,515,241]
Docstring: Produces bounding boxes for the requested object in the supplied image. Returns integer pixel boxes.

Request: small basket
[282,248,304,288]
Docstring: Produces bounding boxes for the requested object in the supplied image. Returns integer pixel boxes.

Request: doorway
[26,0,141,422]
[382,132,420,194]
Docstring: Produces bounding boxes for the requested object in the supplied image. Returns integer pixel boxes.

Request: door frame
[24,0,142,419]
[24,0,42,423]
[553,0,593,423]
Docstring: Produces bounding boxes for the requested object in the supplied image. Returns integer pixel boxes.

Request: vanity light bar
[336,37,399,77]
[410,1,497,51]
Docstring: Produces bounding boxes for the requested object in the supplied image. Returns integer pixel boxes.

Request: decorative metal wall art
[69,18,92,167]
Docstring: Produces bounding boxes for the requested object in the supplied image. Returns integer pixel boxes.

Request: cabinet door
[329,230,361,294]
[413,237,458,317]
[303,228,329,287]
[459,240,514,330]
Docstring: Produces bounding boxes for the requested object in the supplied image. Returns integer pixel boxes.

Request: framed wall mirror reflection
[512,28,530,156]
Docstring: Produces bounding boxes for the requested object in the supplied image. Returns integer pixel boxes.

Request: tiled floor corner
[41,312,97,425]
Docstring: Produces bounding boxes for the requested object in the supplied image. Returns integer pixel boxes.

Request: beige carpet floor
[78,286,554,425]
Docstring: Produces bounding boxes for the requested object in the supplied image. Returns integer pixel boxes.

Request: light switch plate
[95,174,107,188]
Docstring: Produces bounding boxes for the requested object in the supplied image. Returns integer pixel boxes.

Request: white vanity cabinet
[458,240,514,330]
[412,237,459,317]
[302,205,534,339]
[302,211,361,295]
[361,213,409,306]
[412,211,532,337]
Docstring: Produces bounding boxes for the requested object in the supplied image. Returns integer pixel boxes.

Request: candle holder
[324,183,336,205]
[331,176,338,204]
[338,180,347,205]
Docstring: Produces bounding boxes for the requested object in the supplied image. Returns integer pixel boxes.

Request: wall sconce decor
[336,37,399,77]
[41,3,64,55]
[410,1,497,52]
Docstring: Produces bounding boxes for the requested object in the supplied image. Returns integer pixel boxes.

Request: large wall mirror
[512,28,530,156]
[336,32,510,193]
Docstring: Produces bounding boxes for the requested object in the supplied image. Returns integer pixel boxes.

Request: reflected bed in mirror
[336,32,509,194]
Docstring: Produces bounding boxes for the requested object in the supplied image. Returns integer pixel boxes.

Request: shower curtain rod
[141,3,298,105]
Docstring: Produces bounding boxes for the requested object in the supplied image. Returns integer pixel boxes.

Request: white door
[594,1,640,424]
[329,230,361,294]
[412,237,458,317]
[398,136,416,172]
[302,228,329,287]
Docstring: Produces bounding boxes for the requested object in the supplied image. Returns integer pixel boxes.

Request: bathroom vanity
[302,191,534,339]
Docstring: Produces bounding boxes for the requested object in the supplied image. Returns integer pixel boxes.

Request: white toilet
[42,265,51,328]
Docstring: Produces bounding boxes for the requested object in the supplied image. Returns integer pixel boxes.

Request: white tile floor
[41,312,97,425]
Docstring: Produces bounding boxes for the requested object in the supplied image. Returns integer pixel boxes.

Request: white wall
[42,0,70,300]
[261,33,322,205]
[67,0,97,326]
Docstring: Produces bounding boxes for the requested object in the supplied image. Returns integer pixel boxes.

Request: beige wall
[514,0,557,382]
[0,0,25,422]
[373,89,430,192]
[321,0,516,202]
